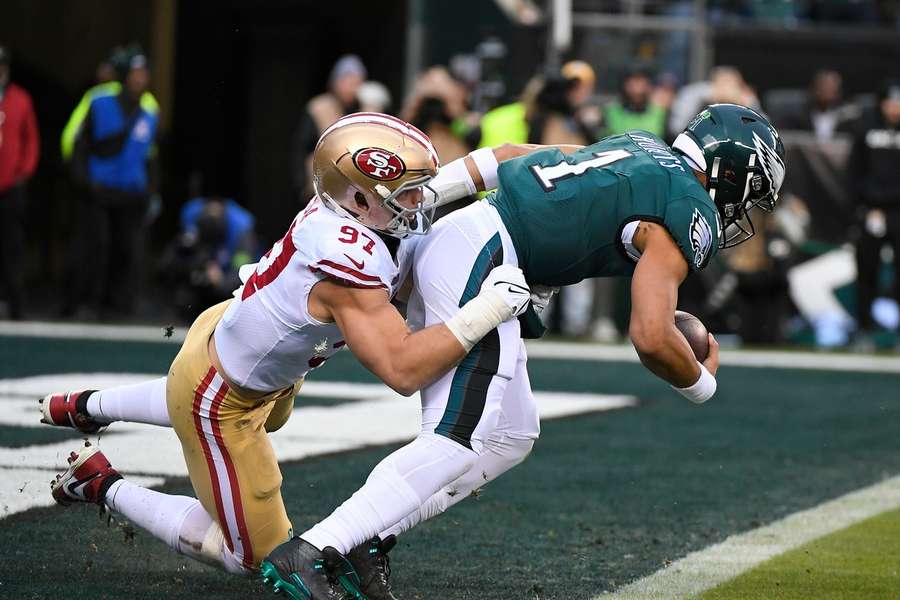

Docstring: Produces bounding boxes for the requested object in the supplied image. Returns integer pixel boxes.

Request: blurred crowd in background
[565,0,900,28]
[1,0,899,352]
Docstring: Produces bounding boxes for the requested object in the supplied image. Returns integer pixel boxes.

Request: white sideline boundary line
[595,474,900,600]
[0,321,188,343]
[2,320,899,372]
[525,342,900,373]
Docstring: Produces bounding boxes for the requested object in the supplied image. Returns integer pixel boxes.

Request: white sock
[302,433,477,554]
[105,479,249,575]
[381,434,534,538]
[105,479,204,551]
[86,377,170,426]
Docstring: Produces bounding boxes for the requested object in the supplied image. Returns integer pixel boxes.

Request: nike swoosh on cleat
[66,472,102,498]
[343,254,366,270]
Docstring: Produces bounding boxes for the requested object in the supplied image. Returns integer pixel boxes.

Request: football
[674,310,710,362]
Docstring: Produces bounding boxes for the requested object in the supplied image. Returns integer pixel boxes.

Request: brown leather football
[674,310,709,362]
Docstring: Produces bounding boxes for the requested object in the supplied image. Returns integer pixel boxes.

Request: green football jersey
[489,131,720,286]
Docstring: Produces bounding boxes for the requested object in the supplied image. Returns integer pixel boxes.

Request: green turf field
[1,335,898,599]
[699,508,900,600]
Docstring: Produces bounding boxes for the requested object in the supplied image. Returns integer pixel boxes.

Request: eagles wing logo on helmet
[689,209,713,268]
[353,147,406,181]
[752,131,785,197]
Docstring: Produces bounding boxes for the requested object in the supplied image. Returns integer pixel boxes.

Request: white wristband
[672,363,717,404]
[444,289,511,352]
[426,156,477,207]
[469,147,499,190]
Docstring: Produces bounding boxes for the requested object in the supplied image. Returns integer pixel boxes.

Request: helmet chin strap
[318,189,422,239]
[319,191,367,225]
[342,204,363,219]
[317,168,436,238]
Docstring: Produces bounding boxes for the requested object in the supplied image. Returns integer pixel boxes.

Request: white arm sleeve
[426,157,476,207]
[424,147,501,207]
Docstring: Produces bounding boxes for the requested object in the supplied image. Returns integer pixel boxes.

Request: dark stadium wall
[0,0,161,300]
[713,26,900,98]
[1,0,407,301]
[172,0,408,245]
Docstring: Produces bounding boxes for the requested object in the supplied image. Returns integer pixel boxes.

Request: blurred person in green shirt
[602,68,667,139]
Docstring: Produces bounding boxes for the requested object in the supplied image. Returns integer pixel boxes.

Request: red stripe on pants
[191,368,235,553]
[208,376,255,569]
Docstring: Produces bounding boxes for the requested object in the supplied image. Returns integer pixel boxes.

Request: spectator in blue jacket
[64,45,159,319]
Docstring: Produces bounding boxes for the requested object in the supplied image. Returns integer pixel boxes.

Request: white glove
[445,264,530,351]
[529,284,559,315]
[480,264,531,317]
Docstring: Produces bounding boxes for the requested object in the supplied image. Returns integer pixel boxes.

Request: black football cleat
[347,535,399,600]
[260,537,366,599]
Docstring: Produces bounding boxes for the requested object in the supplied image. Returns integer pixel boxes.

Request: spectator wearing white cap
[357,80,392,114]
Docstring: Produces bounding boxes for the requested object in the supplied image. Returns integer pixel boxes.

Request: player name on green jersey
[489,130,720,286]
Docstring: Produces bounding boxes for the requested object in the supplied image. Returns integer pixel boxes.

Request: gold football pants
[166,300,299,569]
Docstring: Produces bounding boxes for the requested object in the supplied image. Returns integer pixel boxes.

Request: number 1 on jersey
[530,149,632,191]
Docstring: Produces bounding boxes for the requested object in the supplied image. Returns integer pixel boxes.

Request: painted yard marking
[0,373,636,519]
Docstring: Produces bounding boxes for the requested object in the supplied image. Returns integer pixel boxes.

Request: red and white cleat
[39,390,102,434]
[51,442,122,505]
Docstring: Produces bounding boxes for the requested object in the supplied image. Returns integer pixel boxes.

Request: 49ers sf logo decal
[353,147,406,181]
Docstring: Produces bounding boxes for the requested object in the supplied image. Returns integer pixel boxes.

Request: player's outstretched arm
[311,266,530,396]
[428,143,584,207]
[629,223,719,402]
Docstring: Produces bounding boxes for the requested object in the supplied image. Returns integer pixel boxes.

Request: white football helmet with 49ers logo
[313,112,440,238]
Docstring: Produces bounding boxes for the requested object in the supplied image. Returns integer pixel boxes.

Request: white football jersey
[395,231,426,332]
[213,197,399,392]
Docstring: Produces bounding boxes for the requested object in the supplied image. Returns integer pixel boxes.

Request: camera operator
[160,196,257,321]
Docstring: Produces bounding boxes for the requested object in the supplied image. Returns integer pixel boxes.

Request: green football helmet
[673,103,786,248]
